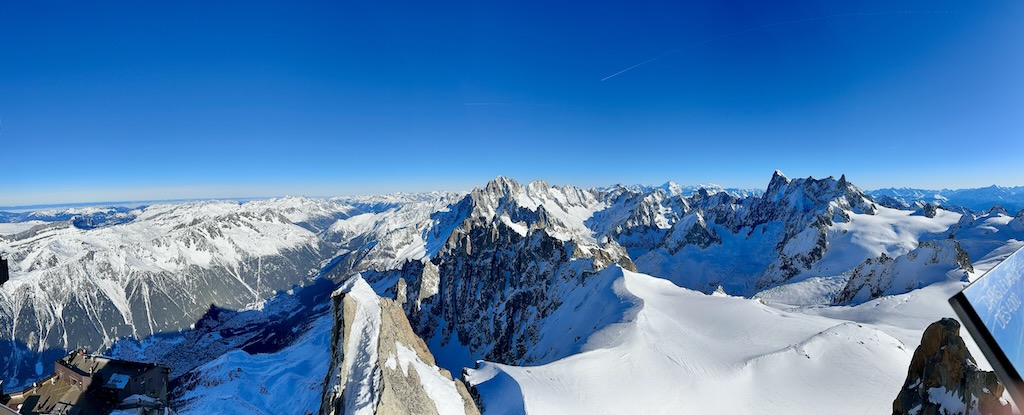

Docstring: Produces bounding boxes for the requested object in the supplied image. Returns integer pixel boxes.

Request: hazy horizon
[3,171,1024,209]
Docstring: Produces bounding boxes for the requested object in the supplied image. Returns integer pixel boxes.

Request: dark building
[0,350,171,415]
[0,255,8,286]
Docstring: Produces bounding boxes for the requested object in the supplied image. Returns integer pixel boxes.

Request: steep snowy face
[0,198,352,388]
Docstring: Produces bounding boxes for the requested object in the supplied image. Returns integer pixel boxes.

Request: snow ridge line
[336,276,384,415]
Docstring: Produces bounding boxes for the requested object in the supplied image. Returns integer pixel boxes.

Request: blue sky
[1,0,1022,206]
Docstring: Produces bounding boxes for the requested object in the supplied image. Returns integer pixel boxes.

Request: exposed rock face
[320,276,479,415]
[834,240,973,305]
[393,178,636,366]
[893,318,1011,415]
[918,203,940,219]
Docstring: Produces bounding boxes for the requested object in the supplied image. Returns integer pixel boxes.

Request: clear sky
[1,0,1022,206]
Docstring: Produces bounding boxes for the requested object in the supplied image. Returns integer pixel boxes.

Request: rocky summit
[893,318,1011,415]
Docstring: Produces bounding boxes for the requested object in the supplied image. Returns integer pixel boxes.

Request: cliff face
[893,319,1011,415]
[320,276,479,415]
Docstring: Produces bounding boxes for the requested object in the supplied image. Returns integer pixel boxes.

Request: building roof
[0,350,167,415]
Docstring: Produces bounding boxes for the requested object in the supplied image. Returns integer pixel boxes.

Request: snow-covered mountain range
[2,172,1022,414]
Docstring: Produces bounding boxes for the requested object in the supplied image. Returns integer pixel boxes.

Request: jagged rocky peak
[893,318,1011,415]
[470,176,593,221]
[395,202,636,364]
[762,171,875,216]
[481,175,523,197]
[320,276,479,415]
[382,176,638,368]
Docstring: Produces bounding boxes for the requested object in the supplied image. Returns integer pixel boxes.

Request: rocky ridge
[320,276,478,415]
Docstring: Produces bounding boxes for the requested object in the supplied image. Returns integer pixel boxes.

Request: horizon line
[3,179,1022,212]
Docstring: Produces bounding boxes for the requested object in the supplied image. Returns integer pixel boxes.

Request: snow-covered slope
[0,198,352,388]
[106,274,340,415]
[468,267,911,415]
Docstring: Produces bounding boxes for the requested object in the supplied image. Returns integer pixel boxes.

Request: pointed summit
[484,176,522,193]
[658,181,683,196]
[988,205,1010,216]
[766,170,792,196]
[769,170,791,186]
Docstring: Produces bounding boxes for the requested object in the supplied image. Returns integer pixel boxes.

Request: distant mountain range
[4,183,1020,224]
[866,185,1024,213]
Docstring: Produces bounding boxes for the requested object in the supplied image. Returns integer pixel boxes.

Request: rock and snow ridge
[320,276,478,415]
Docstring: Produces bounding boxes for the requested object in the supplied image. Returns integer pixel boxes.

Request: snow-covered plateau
[2,172,1022,414]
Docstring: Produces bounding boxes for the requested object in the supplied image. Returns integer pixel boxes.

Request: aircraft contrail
[601,11,954,82]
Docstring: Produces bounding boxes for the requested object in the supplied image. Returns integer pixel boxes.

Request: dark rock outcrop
[893,318,1011,415]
